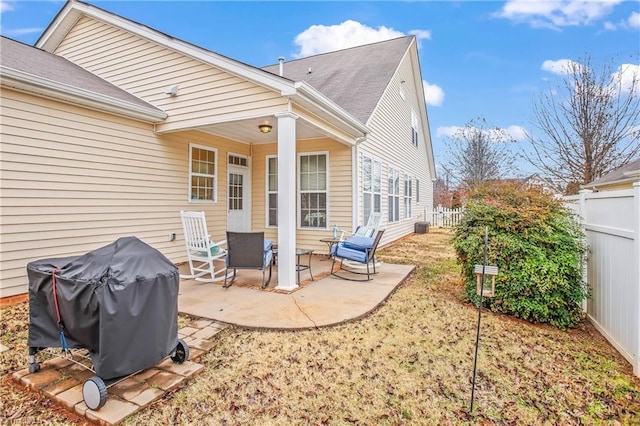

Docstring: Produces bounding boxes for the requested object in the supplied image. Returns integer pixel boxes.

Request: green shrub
[452,182,587,328]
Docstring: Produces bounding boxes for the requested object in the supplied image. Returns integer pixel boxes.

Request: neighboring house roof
[521,173,562,194]
[0,36,166,122]
[262,37,414,124]
[583,157,640,190]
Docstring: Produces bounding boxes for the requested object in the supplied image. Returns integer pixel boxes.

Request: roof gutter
[0,66,168,123]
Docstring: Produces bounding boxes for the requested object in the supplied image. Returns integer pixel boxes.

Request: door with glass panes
[227,156,250,231]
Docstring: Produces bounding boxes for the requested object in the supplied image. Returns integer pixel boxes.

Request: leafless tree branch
[526,55,640,193]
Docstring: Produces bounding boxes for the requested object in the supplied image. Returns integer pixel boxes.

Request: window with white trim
[266,156,278,227]
[404,174,413,219]
[362,156,381,224]
[388,167,400,222]
[299,153,328,229]
[189,143,217,202]
[411,109,419,147]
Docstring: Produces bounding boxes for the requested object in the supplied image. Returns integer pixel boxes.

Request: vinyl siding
[251,138,353,255]
[0,89,246,297]
[359,48,434,245]
[54,16,288,132]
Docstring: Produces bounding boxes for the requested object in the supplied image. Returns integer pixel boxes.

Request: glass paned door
[227,166,250,231]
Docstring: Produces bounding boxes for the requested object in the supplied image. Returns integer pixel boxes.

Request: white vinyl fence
[565,183,640,377]
[427,206,464,228]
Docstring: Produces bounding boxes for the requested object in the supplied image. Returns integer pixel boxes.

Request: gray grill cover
[27,237,179,380]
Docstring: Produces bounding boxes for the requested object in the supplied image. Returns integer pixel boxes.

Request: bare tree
[527,55,640,193]
[446,117,518,189]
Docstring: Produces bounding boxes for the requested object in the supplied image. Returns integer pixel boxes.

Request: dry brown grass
[2,229,639,425]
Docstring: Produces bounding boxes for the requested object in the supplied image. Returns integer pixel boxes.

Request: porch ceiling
[198,116,344,144]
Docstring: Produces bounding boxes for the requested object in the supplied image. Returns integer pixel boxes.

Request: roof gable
[35,0,368,138]
[263,37,413,123]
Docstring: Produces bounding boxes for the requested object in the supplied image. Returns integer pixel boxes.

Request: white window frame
[298,151,329,230]
[188,143,218,203]
[404,174,413,219]
[388,166,400,223]
[266,155,278,228]
[362,155,382,224]
[228,153,248,167]
[411,109,419,147]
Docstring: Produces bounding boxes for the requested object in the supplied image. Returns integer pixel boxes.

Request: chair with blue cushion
[331,230,384,281]
[224,231,273,289]
[180,210,228,282]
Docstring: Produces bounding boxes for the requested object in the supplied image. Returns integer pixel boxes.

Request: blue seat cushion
[335,245,368,263]
[263,239,273,268]
[264,250,273,268]
[197,243,221,257]
[342,236,374,251]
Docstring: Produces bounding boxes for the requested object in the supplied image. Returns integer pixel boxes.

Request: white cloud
[0,1,14,13]
[541,58,582,75]
[436,126,461,138]
[496,0,623,29]
[504,125,528,141]
[408,29,432,40]
[436,124,527,141]
[423,80,445,107]
[602,11,640,30]
[611,63,640,93]
[293,20,430,58]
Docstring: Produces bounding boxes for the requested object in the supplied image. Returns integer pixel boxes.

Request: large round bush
[453,182,587,328]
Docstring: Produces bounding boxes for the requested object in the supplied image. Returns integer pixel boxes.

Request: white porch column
[275,112,299,291]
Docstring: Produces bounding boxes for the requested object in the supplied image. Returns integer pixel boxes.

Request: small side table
[319,238,341,259]
[296,248,314,284]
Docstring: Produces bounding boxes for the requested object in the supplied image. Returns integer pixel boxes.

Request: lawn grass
[1,229,639,425]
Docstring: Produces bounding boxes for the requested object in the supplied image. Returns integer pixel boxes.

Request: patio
[177,255,415,329]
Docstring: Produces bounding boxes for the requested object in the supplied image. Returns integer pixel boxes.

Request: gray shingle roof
[584,157,640,187]
[262,36,414,123]
[1,36,161,112]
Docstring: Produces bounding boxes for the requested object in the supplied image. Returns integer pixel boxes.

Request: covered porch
[164,84,370,292]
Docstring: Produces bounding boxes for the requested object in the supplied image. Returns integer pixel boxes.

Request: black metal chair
[223,231,273,289]
[331,230,384,281]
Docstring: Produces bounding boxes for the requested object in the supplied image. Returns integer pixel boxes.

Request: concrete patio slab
[178,262,415,329]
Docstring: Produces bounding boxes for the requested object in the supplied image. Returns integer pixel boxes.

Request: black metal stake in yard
[470,226,488,414]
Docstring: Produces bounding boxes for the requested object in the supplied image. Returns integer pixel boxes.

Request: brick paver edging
[12,320,228,426]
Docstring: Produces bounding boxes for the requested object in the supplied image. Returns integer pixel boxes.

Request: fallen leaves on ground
[1,229,639,425]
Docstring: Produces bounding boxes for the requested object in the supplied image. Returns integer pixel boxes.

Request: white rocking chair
[180,210,228,282]
[340,212,382,240]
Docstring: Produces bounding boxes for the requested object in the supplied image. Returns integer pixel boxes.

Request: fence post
[633,182,640,377]
[578,189,592,313]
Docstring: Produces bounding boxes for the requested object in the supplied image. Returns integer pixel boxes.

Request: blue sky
[1,1,639,177]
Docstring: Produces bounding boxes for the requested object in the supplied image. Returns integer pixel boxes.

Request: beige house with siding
[0,0,435,298]
[582,158,640,192]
